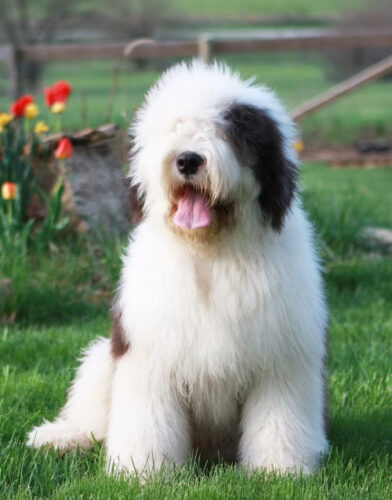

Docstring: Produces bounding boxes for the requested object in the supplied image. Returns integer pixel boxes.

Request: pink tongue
[173,188,212,229]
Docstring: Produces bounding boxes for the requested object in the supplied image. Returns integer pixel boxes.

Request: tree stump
[34,125,131,236]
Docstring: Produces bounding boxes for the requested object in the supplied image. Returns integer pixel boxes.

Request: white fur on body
[27,337,113,451]
[27,61,328,477]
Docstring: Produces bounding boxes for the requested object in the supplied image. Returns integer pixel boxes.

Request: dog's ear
[224,103,298,231]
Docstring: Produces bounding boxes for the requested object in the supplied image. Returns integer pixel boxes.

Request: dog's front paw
[241,450,325,476]
[106,449,176,483]
[27,419,94,452]
[246,461,315,476]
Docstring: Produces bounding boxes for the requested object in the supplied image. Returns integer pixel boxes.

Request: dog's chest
[121,238,268,381]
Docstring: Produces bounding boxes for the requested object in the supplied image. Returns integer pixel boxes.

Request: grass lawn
[171,0,367,17]
[90,0,367,18]
[1,164,391,498]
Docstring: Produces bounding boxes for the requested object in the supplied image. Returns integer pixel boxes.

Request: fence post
[198,34,213,63]
[8,46,24,99]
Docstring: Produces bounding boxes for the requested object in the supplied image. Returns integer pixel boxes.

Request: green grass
[171,0,367,17]
[1,164,392,498]
[89,0,367,18]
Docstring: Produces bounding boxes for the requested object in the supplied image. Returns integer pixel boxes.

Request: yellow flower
[293,140,304,153]
[0,113,13,131]
[24,103,39,120]
[51,102,65,114]
[0,113,13,126]
[1,182,18,200]
[34,121,50,136]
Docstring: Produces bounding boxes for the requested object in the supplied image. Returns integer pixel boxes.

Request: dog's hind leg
[27,337,114,452]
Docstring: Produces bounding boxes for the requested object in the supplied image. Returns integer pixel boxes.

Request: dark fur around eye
[223,104,298,231]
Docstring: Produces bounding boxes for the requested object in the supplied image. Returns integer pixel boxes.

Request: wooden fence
[1,28,392,64]
[291,54,392,120]
[1,28,392,118]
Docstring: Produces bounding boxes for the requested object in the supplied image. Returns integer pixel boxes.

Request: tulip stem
[56,115,62,134]
[22,118,28,140]
[7,200,12,225]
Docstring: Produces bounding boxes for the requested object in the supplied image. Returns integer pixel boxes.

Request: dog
[27,61,328,477]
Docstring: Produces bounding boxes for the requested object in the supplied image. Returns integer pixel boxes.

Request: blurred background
[1,0,391,147]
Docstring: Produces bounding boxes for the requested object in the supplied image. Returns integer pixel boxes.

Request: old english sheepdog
[27,61,328,476]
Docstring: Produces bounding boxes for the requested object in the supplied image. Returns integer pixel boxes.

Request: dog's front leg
[239,365,328,474]
[106,351,190,479]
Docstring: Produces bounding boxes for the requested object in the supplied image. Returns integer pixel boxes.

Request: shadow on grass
[13,289,110,327]
[329,410,392,466]
[0,230,126,327]
[325,256,392,314]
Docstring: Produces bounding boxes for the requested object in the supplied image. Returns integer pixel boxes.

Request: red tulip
[44,87,56,107]
[45,80,72,107]
[53,81,72,102]
[10,95,34,118]
[55,138,73,159]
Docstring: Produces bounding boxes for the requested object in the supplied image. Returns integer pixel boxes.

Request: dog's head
[130,61,298,244]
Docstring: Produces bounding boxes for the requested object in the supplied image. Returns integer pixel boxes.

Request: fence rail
[126,29,392,59]
[1,28,392,117]
[1,28,392,64]
[292,54,392,120]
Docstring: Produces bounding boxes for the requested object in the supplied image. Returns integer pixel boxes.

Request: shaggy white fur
[27,60,328,478]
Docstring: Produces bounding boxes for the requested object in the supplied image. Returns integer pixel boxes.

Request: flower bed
[1,81,130,250]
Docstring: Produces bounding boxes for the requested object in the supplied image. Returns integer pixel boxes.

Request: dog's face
[130,62,298,244]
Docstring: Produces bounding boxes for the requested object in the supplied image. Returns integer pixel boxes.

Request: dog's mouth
[172,185,212,229]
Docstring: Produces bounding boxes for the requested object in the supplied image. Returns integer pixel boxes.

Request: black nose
[176,151,204,177]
